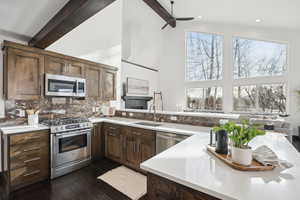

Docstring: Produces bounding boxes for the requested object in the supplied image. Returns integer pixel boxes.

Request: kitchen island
[141,132,300,200]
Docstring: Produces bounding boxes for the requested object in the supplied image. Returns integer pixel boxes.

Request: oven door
[53,129,91,167]
[45,74,77,97]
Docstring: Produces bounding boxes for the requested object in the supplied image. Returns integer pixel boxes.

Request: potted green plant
[213,121,266,166]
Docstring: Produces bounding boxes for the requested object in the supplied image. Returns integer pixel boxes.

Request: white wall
[48,0,123,105]
[156,21,300,134]
[121,0,164,101]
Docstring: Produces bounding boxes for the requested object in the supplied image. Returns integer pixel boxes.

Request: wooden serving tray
[207,145,275,171]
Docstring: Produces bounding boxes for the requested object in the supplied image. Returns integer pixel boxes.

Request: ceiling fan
[161,0,195,30]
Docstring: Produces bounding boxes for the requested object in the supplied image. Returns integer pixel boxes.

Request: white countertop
[1,124,50,135]
[118,109,240,119]
[89,117,211,136]
[141,133,300,200]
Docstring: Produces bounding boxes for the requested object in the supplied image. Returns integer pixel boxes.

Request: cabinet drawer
[10,131,49,146]
[10,145,48,170]
[104,123,120,135]
[10,165,48,188]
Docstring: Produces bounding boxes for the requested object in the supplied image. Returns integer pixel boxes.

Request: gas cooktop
[42,117,92,133]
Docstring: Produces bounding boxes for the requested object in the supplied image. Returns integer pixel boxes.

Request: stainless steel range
[43,117,92,179]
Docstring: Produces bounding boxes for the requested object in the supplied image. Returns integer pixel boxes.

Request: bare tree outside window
[186,32,223,81]
[233,38,287,79]
[233,85,257,112]
[186,87,222,111]
[258,84,286,113]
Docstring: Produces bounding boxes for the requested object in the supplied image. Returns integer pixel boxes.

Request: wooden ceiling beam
[143,0,176,28]
[29,0,115,49]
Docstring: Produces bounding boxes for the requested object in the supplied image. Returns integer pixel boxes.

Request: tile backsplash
[0,97,107,126]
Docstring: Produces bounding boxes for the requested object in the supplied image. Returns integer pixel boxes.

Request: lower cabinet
[104,123,123,163]
[147,173,220,200]
[8,130,50,191]
[91,123,104,161]
[103,123,156,171]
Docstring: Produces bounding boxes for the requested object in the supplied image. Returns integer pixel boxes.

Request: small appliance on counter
[102,106,116,117]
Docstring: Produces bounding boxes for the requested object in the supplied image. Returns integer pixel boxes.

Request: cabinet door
[147,173,180,200]
[102,69,116,101]
[123,129,140,169]
[6,48,44,100]
[91,123,104,161]
[44,56,67,75]
[85,66,101,98]
[139,131,156,163]
[66,61,85,77]
[104,124,122,162]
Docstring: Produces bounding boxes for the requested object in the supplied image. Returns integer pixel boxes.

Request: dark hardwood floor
[10,159,139,200]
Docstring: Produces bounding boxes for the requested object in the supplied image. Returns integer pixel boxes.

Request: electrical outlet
[92,107,97,112]
[129,113,134,117]
[16,109,25,117]
[122,112,126,116]
[170,116,177,121]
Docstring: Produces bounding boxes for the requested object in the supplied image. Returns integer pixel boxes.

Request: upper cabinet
[66,61,85,77]
[4,48,44,100]
[3,41,117,101]
[44,56,67,75]
[85,65,102,98]
[45,56,84,77]
[102,69,116,101]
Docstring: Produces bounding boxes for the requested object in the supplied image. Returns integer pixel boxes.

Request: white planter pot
[231,146,252,166]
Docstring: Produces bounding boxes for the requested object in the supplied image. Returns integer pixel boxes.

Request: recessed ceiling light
[255,19,261,23]
[196,16,203,19]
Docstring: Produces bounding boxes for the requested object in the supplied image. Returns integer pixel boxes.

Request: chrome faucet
[150,92,163,122]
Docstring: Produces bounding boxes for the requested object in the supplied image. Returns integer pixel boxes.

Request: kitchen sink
[134,122,162,127]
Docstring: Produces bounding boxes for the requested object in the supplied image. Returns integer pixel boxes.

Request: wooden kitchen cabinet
[85,65,102,98]
[147,173,220,200]
[123,129,140,169]
[102,69,116,101]
[45,56,84,77]
[4,48,44,100]
[65,61,85,77]
[8,130,50,191]
[44,56,67,75]
[91,123,104,161]
[122,127,156,171]
[104,123,123,162]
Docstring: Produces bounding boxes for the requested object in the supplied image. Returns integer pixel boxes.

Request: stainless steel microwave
[45,74,86,97]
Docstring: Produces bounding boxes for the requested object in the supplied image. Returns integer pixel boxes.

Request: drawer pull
[23,147,40,152]
[23,170,40,177]
[108,133,116,137]
[109,127,116,130]
[25,136,41,140]
[24,157,41,164]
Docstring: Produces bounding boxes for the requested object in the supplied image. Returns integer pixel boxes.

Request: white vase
[231,146,252,166]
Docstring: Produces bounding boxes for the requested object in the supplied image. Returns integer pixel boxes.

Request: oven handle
[55,129,91,138]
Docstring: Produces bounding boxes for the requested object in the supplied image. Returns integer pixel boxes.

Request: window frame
[184,31,225,112]
[231,36,289,114]
[184,30,289,114]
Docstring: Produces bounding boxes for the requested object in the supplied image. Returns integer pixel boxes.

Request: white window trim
[184,31,289,114]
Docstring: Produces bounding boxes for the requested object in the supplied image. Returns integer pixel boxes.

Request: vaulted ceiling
[0,0,69,39]
[158,0,300,30]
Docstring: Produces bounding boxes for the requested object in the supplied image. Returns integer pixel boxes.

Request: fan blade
[161,23,169,30]
[176,17,195,21]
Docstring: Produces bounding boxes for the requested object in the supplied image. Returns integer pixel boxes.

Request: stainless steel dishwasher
[156,132,189,154]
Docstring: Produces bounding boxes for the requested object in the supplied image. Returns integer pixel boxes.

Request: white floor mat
[98,166,147,200]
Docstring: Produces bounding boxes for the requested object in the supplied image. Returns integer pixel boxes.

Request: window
[232,37,287,114]
[233,85,256,112]
[233,38,287,79]
[233,84,286,114]
[186,32,223,81]
[185,33,288,114]
[186,87,222,111]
